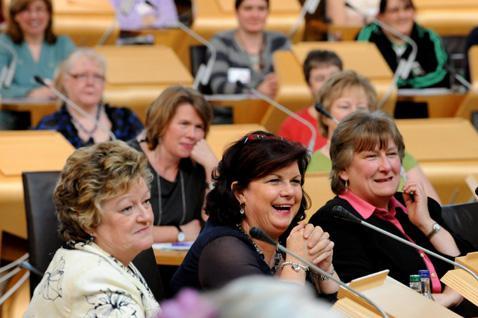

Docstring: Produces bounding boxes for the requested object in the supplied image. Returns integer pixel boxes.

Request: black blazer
[309,194,472,287]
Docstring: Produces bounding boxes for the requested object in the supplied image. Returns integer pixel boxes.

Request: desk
[1,98,57,127]
[396,118,478,204]
[154,248,187,266]
[0,131,74,240]
[206,95,269,124]
[397,89,467,118]
[96,45,193,122]
[207,124,265,159]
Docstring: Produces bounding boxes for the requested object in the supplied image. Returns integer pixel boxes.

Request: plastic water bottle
[409,274,422,294]
[418,269,434,300]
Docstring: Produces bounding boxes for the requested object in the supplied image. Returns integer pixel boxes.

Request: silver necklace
[71,104,103,140]
[236,223,282,274]
[155,171,186,226]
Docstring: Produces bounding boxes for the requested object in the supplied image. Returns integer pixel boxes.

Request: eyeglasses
[68,73,105,83]
[242,133,281,144]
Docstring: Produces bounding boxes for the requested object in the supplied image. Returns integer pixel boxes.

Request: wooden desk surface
[207,124,265,159]
[397,89,467,118]
[0,131,74,238]
[154,248,186,266]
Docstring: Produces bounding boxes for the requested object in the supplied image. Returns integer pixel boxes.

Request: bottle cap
[418,269,430,278]
[409,274,421,282]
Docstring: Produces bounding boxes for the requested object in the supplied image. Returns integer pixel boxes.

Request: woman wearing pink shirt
[309,111,473,312]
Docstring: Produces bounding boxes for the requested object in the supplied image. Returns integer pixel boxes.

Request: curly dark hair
[206,131,310,231]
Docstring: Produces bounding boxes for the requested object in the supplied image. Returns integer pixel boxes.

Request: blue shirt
[35,104,143,148]
[0,34,75,98]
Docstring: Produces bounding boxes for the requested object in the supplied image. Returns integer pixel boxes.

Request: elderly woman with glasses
[35,48,143,148]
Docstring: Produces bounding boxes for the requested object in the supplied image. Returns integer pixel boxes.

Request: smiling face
[236,162,302,239]
[236,0,269,34]
[62,56,105,110]
[325,86,370,137]
[379,0,415,37]
[159,103,206,160]
[92,177,154,266]
[340,139,401,209]
[13,0,50,39]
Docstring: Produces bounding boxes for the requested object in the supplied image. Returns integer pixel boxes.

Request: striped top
[209,30,290,94]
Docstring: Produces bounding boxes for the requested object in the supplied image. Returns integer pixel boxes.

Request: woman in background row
[209,0,290,98]
[26,141,160,317]
[310,111,472,311]
[171,131,338,297]
[0,0,75,98]
[357,0,449,90]
[129,86,218,243]
[307,70,441,203]
[278,49,343,151]
[36,48,143,148]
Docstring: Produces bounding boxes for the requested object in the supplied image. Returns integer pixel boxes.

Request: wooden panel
[0,131,74,239]
[303,172,333,221]
[206,124,265,159]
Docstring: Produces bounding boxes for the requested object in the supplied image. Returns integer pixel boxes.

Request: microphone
[347,1,417,109]
[175,22,217,90]
[332,205,478,281]
[33,76,116,141]
[249,227,389,318]
[237,81,317,153]
[0,40,17,88]
[288,0,321,39]
[314,102,339,124]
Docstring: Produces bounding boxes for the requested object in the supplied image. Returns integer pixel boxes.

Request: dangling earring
[344,179,349,190]
[239,203,245,215]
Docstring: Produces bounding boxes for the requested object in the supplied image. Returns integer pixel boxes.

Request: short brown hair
[235,0,269,10]
[302,50,343,84]
[316,70,377,137]
[329,111,405,195]
[6,0,56,44]
[144,86,213,151]
[54,140,152,243]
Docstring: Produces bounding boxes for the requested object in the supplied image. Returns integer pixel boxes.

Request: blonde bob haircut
[54,140,152,243]
[329,111,405,195]
[54,48,107,96]
[144,86,213,151]
[316,70,377,137]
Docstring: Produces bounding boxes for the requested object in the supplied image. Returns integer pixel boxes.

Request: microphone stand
[288,0,321,39]
[250,227,389,318]
[347,1,417,109]
[33,76,117,141]
[332,206,478,281]
[238,82,317,153]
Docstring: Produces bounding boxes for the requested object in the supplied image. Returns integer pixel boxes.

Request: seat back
[22,171,163,300]
[22,171,62,295]
[441,201,478,250]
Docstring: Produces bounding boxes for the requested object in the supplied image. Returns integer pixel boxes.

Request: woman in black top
[171,131,339,296]
[129,86,218,243]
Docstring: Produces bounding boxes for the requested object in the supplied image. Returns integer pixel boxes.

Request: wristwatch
[426,222,441,240]
[175,225,185,242]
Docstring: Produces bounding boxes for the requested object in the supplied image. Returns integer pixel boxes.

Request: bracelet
[319,268,335,281]
[280,261,309,273]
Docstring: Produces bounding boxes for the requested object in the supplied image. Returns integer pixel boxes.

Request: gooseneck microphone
[332,206,478,281]
[249,227,389,318]
[237,81,317,153]
[314,102,339,124]
[33,76,116,141]
[0,40,17,88]
[346,1,417,109]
